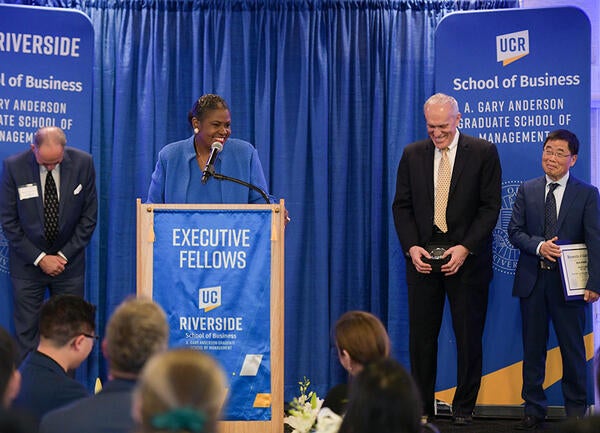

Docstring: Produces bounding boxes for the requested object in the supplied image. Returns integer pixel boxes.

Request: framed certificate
[557,243,588,301]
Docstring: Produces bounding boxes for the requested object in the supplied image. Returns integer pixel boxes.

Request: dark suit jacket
[392,133,502,283]
[0,147,97,280]
[13,351,89,422]
[508,175,600,297]
[39,378,136,433]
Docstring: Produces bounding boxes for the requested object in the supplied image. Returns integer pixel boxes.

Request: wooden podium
[136,199,285,433]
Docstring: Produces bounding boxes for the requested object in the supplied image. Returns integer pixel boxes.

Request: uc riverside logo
[199,286,221,312]
[496,30,529,66]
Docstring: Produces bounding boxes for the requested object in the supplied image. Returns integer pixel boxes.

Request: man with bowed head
[509,129,600,430]
[40,297,170,433]
[392,93,501,425]
[0,126,97,361]
[13,294,97,422]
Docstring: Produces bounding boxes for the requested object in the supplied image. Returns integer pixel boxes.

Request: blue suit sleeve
[147,155,166,204]
[248,147,272,204]
[508,183,544,256]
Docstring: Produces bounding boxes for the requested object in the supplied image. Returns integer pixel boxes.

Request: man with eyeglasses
[13,294,96,424]
[508,129,600,430]
[40,298,169,433]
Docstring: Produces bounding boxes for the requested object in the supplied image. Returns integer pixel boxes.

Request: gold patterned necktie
[434,148,451,233]
[44,169,59,245]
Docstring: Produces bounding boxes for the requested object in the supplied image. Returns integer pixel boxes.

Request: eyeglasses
[543,149,571,158]
[81,333,100,341]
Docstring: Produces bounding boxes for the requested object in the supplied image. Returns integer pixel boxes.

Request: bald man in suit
[393,93,501,424]
[0,127,97,361]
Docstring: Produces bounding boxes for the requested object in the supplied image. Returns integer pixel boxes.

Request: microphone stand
[204,165,271,204]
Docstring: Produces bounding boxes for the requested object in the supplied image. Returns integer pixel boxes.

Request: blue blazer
[508,174,600,297]
[0,148,97,279]
[40,378,136,433]
[147,136,271,204]
[14,351,89,422]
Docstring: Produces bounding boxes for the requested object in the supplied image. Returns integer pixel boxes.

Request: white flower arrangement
[284,377,342,433]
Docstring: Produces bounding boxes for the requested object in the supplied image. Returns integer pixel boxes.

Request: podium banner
[152,208,272,420]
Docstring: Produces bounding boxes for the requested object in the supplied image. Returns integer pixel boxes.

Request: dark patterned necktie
[544,182,559,240]
[44,169,59,245]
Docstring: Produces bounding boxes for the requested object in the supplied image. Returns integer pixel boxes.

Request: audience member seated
[13,294,96,422]
[0,326,21,409]
[0,326,37,433]
[40,297,170,433]
[322,310,390,415]
[132,348,227,433]
[338,358,438,433]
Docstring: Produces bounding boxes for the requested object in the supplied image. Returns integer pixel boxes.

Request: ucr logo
[496,30,529,66]
[199,286,221,312]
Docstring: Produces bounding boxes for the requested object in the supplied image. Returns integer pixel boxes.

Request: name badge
[18,183,39,200]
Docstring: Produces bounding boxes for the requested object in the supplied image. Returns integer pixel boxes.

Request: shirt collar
[546,172,569,189]
[436,130,460,154]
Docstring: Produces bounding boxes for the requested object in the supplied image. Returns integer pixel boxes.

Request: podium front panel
[137,201,285,430]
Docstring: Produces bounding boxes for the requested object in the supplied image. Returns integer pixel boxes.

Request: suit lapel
[423,141,435,205]
[557,176,578,230]
[532,177,546,233]
[449,136,468,197]
[29,152,45,223]
[58,150,72,220]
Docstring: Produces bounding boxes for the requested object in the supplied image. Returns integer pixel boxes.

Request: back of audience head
[104,297,169,378]
[338,358,422,433]
[0,326,20,408]
[334,310,390,375]
[133,349,227,433]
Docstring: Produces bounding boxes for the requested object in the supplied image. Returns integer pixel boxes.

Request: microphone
[201,141,224,184]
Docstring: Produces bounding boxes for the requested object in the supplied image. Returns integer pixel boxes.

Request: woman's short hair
[334,310,391,365]
[339,358,422,433]
[134,349,227,433]
[188,94,229,125]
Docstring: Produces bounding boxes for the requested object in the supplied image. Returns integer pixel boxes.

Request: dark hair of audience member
[133,349,227,433]
[0,326,37,433]
[334,310,390,366]
[338,358,422,433]
[39,295,96,347]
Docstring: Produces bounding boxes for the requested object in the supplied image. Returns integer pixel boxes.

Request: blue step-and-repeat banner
[434,7,592,408]
[0,4,93,333]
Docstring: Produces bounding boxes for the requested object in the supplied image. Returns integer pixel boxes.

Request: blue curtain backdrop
[0,0,517,399]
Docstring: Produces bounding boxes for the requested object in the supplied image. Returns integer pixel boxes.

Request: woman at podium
[147,94,271,204]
